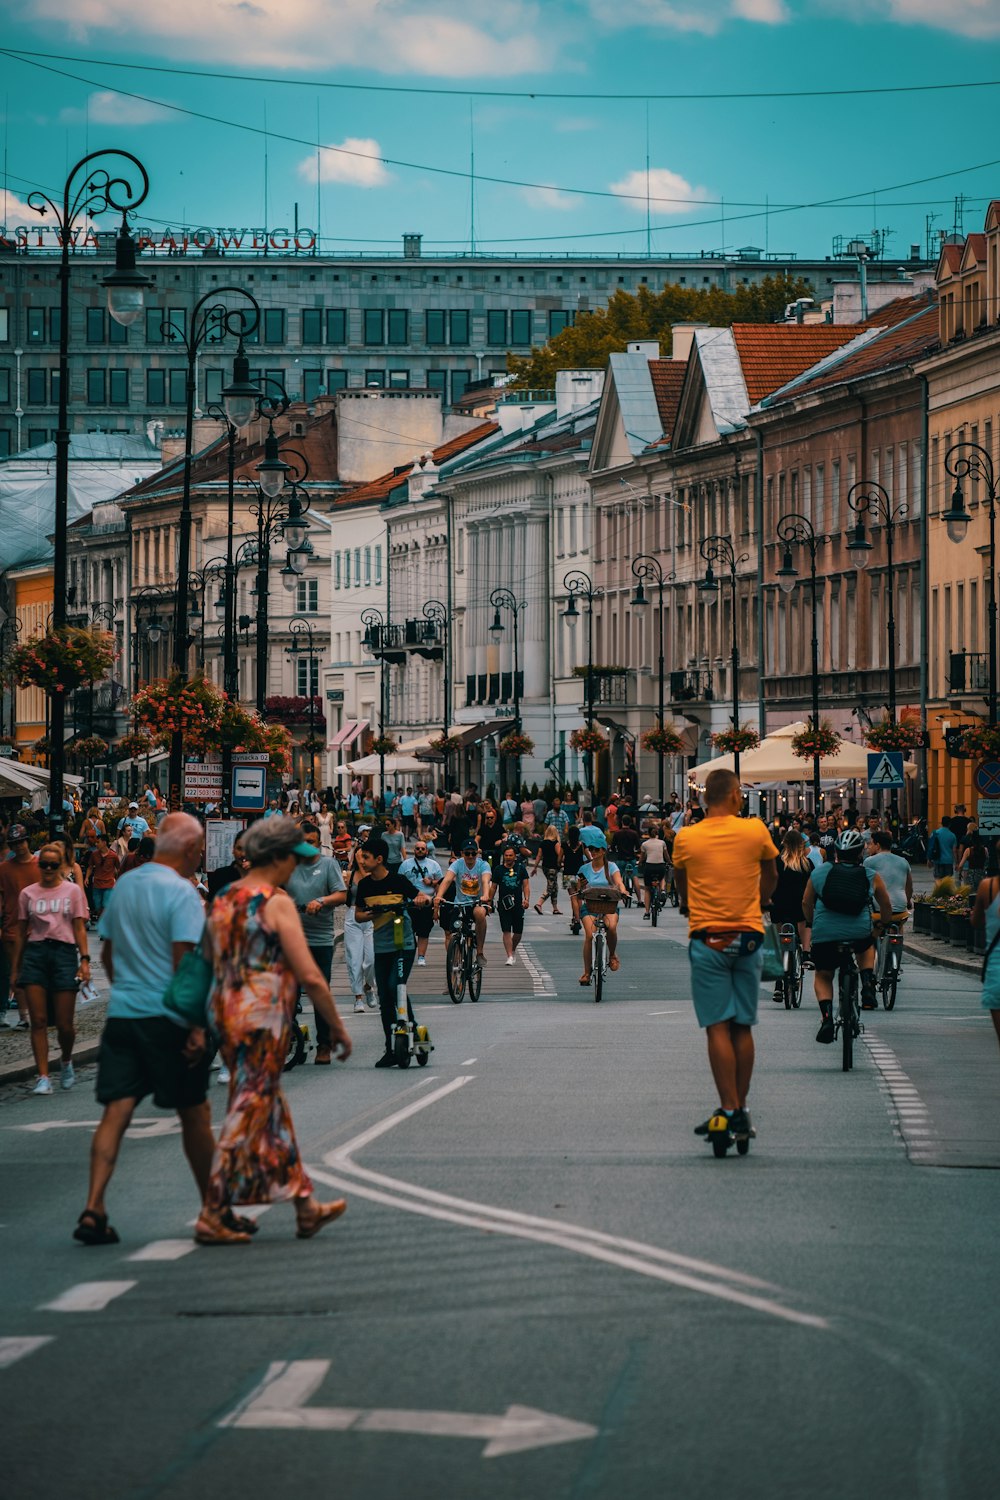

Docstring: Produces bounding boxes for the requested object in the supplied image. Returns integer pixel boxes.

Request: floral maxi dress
[205,884,312,1210]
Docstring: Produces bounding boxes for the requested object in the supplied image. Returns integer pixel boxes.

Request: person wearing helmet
[802,827,893,1043]
[433,841,493,966]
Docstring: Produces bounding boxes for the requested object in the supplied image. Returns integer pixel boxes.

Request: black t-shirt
[611,829,642,862]
[448,814,471,855]
[562,842,586,877]
[355,870,422,952]
[950,816,970,843]
[492,859,529,907]
[478,818,503,855]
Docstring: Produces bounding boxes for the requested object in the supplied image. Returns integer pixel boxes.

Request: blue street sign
[866,751,905,790]
[231,764,267,812]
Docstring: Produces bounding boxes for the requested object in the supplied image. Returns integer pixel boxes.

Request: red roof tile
[649,361,686,442]
[938,243,964,275]
[334,421,499,507]
[772,301,939,401]
[731,325,862,403]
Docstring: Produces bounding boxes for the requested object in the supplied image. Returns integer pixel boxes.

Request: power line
[3,47,1000,104]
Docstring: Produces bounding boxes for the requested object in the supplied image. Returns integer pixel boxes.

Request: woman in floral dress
[195,817,353,1246]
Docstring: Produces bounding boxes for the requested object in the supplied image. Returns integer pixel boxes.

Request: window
[387,309,408,345]
[325,309,347,344]
[86,369,106,404]
[344,549,351,588]
[49,307,62,344]
[296,578,318,613]
[0,370,8,404]
[26,369,48,404]
[264,369,284,399]
[548,310,575,337]
[263,309,285,344]
[354,547,361,584]
[364,546,371,585]
[387,369,409,388]
[327,369,348,391]
[108,370,129,406]
[426,370,447,395]
[296,656,319,697]
[146,307,165,343]
[334,552,342,589]
[510,310,532,345]
[169,368,187,404]
[0,429,11,458]
[204,368,224,405]
[26,308,46,343]
[375,545,382,585]
[487,310,507,345]
[364,369,385,388]
[449,310,469,345]
[364,309,384,344]
[147,369,166,404]
[451,370,471,406]
[302,369,324,402]
[301,308,323,344]
[27,427,47,449]
[0,309,7,341]
[425,310,446,345]
[86,308,105,343]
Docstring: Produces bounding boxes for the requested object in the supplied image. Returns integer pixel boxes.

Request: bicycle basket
[580,886,618,915]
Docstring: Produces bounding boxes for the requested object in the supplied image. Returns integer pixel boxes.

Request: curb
[0,1038,103,1090]
[904,941,979,977]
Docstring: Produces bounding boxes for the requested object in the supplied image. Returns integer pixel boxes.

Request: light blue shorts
[687,938,763,1028]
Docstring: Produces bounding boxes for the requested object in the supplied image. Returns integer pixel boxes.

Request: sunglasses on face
[38,861,62,871]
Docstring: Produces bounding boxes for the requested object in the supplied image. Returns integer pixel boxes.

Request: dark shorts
[410,903,435,940]
[810,937,874,974]
[20,940,79,993]
[643,865,667,886]
[96,1015,210,1111]
[497,899,525,934]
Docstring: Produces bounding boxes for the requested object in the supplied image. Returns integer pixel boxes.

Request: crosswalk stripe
[0,1336,52,1369]
[40,1281,136,1312]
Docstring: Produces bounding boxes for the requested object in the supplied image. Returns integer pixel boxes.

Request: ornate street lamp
[422,599,451,786]
[942,442,998,727]
[775,512,825,810]
[563,569,604,792]
[362,606,389,806]
[847,480,908,725]
[699,536,749,784]
[286,615,318,790]
[489,587,526,796]
[631,554,674,804]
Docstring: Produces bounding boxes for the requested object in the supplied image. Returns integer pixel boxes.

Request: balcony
[669,670,713,703]
[465,670,524,708]
[949,652,989,696]
[402,618,444,660]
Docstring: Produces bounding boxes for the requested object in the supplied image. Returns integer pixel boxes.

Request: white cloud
[298,137,391,189]
[24,1,549,74]
[584,0,741,34]
[608,166,711,214]
[59,91,170,126]
[883,0,1000,36]
[732,0,789,21]
[0,191,39,228]
[520,183,578,210]
[555,116,599,133]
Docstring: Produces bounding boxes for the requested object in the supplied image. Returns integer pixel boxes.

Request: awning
[115,749,170,773]
[0,760,84,797]
[690,721,918,786]
[338,752,429,776]
[327,718,369,752]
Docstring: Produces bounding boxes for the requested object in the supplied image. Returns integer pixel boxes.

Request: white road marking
[127,1240,196,1262]
[461,1058,477,1066]
[0,1336,52,1369]
[219,1360,597,1459]
[863,1035,937,1160]
[313,1080,826,1331]
[41,1281,136,1312]
[9,1116,180,1137]
[647,1009,681,1015]
[517,942,557,997]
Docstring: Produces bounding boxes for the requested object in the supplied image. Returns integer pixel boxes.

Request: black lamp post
[286,615,318,790]
[86,602,117,788]
[563,569,604,792]
[210,537,259,702]
[489,587,525,797]
[699,536,750,784]
[775,512,825,810]
[630,554,674,804]
[362,607,389,806]
[941,442,998,727]
[846,480,908,724]
[0,608,23,740]
[162,287,261,806]
[29,150,151,836]
[129,587,172,797]
[422,599,451,787]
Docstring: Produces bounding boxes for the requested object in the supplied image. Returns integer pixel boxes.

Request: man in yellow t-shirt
[672,769,778,1147]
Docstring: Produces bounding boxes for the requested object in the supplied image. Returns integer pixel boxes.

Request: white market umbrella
[340,753,430,776]
[690,721,916,786]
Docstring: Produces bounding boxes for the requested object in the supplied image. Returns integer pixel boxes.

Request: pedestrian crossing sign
[866,751,905,789]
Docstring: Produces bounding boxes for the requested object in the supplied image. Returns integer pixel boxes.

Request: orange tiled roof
[333,420,499,508]
[123,406,339,499]
[772,301,940,401]
[731,325,862,403]
[965,233,987,262]
[938,243,964,275]
[649,361,685,443]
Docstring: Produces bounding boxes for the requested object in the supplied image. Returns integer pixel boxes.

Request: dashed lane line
[40,1281,136,1312]
[517,941,556,997]
[127,1240,197,1262]
[863,1032,939,1164]
[0,1336,52,1369]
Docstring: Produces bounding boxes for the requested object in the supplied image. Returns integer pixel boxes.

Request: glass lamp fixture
[102,219,150,327]
[944,482,972,546]
[221,345,260,429]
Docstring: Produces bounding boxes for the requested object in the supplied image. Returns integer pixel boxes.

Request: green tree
[507,274,814,387]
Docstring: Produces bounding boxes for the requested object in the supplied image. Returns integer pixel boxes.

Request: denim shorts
[687,936,762,1028]
[19,940,80,993]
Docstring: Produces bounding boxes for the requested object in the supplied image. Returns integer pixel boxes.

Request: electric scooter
[390,905,433,1070]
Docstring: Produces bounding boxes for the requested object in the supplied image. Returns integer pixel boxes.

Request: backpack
[819,863,871,916]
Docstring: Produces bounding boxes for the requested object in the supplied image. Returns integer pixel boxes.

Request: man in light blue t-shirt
[75,813,214,1247]
[433,842,493,964]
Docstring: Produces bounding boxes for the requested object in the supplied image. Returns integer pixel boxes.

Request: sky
[1,1,1000,262]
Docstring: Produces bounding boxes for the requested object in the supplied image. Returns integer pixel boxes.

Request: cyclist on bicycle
[639,822,668,919]
[577,837,629,986]
[354,836,432,1068]
[561,825,587,935]
[864,829,913,927]
[491,843,531,966]
[802,829,893,1044]
[610,814,642,907]
[767,830,813,1002]
[433,841,493,966]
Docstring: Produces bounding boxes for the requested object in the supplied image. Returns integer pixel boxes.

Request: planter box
[949,915,972,947]
[975,927,986,954]
[930,907,950,940]
[913,904,931,935]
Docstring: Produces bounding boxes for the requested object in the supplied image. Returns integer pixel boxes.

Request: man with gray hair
[73,813,216,1246]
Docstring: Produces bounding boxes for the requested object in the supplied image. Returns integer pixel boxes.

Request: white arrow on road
[220,1361,597,1459]
[9,1118,179,1136]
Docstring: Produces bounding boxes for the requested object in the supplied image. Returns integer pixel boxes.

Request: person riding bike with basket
[802,829,893,1045]
[577,836,629,986]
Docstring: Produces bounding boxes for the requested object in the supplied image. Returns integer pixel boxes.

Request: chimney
[669,323,707,364]
[555,368,605,420]
[627,340,660,359]
[403,233,422,259]
[407,452,439,502]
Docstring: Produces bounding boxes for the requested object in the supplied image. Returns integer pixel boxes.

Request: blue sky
[2,1,1000,261]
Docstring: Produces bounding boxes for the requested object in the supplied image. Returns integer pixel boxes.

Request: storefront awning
[327,718,369,752]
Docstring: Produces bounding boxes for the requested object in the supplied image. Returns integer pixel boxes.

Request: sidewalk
[903,929,979,976]
[0,953,111,1089]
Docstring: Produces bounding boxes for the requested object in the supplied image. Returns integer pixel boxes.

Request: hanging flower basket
[302,734,327,755]
[263,724,293,776]
[791,720,842,760]
[70,735,109,761]
[371,735,398,756]
[0,734,15,748]
[429,733,463,754]
[569,726,608,755]
[131,672,227,752]
[863,716,926,752]
[498,730,535,758]
[10,627,115,695]
[710,725,760,755]
[641,724,685,755]
[959,722,1000,760]
[116,730,154,762]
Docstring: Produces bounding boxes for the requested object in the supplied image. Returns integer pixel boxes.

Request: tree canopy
[506,274,815,387]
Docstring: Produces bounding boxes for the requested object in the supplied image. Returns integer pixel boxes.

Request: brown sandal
[194,1215,252,1246]
[609,955,620,971]
[295,1198,348,1240]
[579,974,591,986]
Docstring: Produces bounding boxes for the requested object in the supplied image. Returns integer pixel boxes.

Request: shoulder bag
[162,935,214,1028]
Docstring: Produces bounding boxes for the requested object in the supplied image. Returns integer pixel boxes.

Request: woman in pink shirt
[10,843,91,1096]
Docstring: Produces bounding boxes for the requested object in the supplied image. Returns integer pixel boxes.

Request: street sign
[231,764,267,813]
[978,798,1000,835]
[206,818,245,871]
[0,745,14,758]
[866,751,905,789]
[232,751,270,764]
[974,760,1000,797]
[184,761,224,802]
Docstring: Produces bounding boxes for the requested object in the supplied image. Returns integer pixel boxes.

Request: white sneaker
[30,1076,53,1096]
[505,956,516,966]
[416,956,426,966]
[217,1065,231,1086]
[365,989,378,1010]
[354,998,366,1013]
[60,1062,76,1090]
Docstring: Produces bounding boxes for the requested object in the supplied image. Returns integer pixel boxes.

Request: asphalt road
[1,902,998,1500]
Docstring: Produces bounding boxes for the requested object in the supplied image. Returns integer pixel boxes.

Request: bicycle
[649,884,668,927]
[445,903,488,1004]
[582,888,618,1003]
[666,867,680,909]
[874,920,904,1011]
[833,943,863,1072]
[283,998,311,1072]
[777,923,804,1009]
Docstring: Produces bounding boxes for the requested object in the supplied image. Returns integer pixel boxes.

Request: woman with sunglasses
[10,842,90,1096]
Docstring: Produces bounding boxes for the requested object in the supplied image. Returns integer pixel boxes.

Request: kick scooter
[390,904,433,1070]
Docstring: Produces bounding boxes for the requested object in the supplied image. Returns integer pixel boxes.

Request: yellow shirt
[672,816,778,934]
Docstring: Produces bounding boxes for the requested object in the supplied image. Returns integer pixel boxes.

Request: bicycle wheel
[882,967,898,1011]
[283,1024,306,1072]
[394,1031,411,1068]
[446,935,466,1003]
[650,893,659,928]
[593,931,605,1003]
[782,958,793,1009]
[468,950,482,1003]
[792,952,804,1009]
[841,970,855,1072]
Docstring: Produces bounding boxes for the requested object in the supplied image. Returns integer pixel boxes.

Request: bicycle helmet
[836,829,866,853]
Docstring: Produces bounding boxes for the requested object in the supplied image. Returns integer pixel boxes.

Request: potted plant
[569,726,607,755]
[70,734,110,761]
[429,733,463,754]
[641,724,685,756]
[709,725,760,755]
[790,719,842,760]
[370,734,397,756]
[10,626,116,695]
[863,716,926,752]
[116,729,154,762]
[959,722,1000,760]
[912,897,931,935]
[498,730,535,758]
